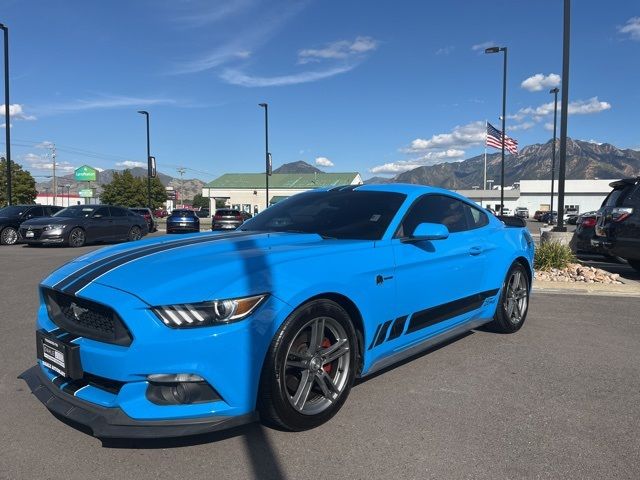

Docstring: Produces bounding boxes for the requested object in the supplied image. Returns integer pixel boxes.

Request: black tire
[67,227,86,248]
[627,259,640,274]
[0,226,19,245]
[258,299,357,431]
[128,225,142,241]
[487,262,530,333]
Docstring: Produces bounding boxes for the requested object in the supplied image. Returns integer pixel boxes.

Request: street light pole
[258,103,269,209]
[549,87,559,224]
[555,0,571,232]
[0,23,12,205]
[137,110,152,209]
[485,46,508,214]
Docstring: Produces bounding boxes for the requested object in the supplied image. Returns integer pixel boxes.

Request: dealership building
[202,172,363,214]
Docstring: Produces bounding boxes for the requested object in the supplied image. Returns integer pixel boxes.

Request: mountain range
[365,138,640,188]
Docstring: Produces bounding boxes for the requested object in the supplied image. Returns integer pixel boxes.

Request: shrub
[534,241,575,271]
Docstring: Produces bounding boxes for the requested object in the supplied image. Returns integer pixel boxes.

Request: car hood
[21,217,71,226]
[42,231,373,306]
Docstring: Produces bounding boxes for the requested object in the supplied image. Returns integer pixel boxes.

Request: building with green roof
[202,172,362,214]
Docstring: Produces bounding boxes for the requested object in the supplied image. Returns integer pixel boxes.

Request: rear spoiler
[609,177,640,188]
[497,215,526,227]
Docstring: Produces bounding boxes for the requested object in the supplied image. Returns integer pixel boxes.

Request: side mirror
[402,222,450,243]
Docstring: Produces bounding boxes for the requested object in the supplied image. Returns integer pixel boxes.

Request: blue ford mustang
[22,184,534,438]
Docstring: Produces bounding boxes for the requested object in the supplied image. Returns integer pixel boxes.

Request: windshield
[53,206,98,218]
[239,190,406,240]
[0,206,29,217]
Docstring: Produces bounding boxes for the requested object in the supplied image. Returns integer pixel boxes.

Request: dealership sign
[78,188,93,198]
[74,165,98,182]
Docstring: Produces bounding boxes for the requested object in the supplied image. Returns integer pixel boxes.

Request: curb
[533,280,640,297]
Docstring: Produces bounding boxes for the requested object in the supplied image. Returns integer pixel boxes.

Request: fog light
[146,374,221,405]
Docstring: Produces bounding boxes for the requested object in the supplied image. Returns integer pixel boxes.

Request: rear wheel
[128,225,142,241]
[0,227,18,245]
[67,228,86,247]
[258,299,357,431]
[488,262,530,333]
[628,259,640,274]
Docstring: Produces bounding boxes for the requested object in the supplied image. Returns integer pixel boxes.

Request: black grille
[20,227,43,239]
[42,288,132,346]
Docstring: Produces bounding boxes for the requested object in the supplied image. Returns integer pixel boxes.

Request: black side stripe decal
[406,288,499,335]
[387,315,408,341]
[374,320,392,347]
[55,231,256,294]
[368,323,383,350]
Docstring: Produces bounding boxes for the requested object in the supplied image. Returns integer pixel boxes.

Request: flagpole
[483,120,488,194]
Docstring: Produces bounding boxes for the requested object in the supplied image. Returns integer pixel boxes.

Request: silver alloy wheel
[504,269,528,324]
[129,226,142,241]
[69,228,85,247]
[1,227,18,245]
[284,316,351,415]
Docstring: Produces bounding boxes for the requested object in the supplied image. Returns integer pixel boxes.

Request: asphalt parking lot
[1,239,639,479]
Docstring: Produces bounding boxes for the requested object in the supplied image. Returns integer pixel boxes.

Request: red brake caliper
[321,338,332,373]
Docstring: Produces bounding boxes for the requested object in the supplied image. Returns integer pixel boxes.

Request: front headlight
[152,294,267,328]
[43,225,65,233]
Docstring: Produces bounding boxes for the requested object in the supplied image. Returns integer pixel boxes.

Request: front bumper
[20,365,256,438]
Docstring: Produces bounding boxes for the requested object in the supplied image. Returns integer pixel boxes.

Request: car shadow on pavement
[355,331,474,385]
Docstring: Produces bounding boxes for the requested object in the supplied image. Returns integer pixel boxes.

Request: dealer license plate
[26,231,34,238]
[180,222,187,226]
[36,331,83,379]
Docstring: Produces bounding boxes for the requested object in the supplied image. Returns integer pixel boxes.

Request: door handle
[469,246,482,256]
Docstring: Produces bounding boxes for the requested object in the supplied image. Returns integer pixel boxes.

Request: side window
[93,207,110,217]
[27,206,45,218]
[399,195,487,237]
[110,207,126,217]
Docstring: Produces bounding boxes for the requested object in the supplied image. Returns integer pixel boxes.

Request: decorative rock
[536,262,625,285]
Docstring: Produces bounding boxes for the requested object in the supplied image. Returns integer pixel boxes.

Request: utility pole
[0,23,12,205]
[555,0,571,232]
[49,144,57,206]
[177,167,186,208]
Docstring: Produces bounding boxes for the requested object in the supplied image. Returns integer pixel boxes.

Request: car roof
[316,183,474,202]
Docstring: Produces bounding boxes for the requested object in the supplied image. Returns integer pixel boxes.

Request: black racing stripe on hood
[56,231,256,295]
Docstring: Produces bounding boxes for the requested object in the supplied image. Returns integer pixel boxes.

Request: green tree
[100,170,167,208]
[0,158,37,206]
[191,193,210,210]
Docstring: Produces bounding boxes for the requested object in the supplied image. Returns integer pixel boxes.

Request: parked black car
[129,207,157,232]
[592,178,640,273]
[166,209,200,233]
[195,208,210,218]
[573,211,600,253]
[0,204,63,245]
[19,205,148,247]
[211,209,251,231]
[540,211,558,224]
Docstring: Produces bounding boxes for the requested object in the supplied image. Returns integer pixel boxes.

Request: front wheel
[258,299,357,431]
[128,225,142,241]
[0,227,18,245]
[67,228,86,248]
[488,262,530,333]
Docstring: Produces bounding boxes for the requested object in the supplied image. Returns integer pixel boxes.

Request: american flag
[486,122,518,155]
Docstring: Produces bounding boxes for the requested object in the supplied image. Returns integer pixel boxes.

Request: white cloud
[619,17,640,40]
[544,122,555,132]
[406,121,486,152]
[315,156,334,167]
[370,149,465,174]
[471,40,496,51]
[220,65,356,87]
[298,36,378,64]
[172,0,257,28]
[116,160,146,168]
[520,73,561,92]
[0,104,36,121]
[38,95,175,115]
[508,122,535,132]
[511,97,611,123]
[435,45,455,55]
[22,152,75,173]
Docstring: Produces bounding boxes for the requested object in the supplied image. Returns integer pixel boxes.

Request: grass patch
[534,241,575,271]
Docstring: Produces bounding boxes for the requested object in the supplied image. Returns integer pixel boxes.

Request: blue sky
[1,0,639,182]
